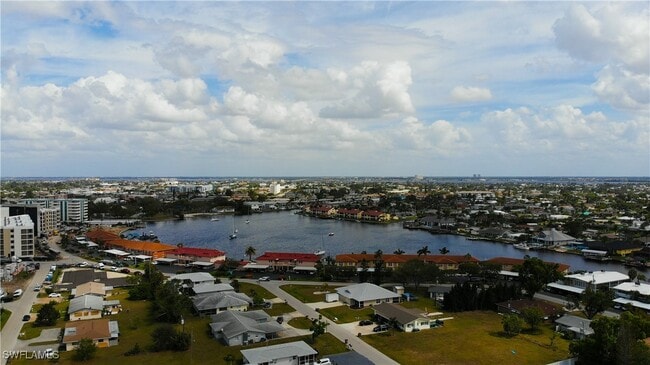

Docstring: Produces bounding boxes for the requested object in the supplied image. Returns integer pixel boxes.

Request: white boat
[210,217,220,221]
[229,234,237,240]
[328,232,334,236]
[314,250,326,256]
[245,220,250,224]
[513,243,530,250]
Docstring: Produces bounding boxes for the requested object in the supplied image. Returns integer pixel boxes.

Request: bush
[73,338,97,361]
[150,325,191,352]
[502,314,524,336]
[124,343,143,356]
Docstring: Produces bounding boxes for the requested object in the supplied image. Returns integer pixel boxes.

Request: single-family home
[547,271,630,295]
[72,282,111,298]
[193,291,253,316]
[209,310,284,346]
[336,283,401,308]
[555,314,594,339]
[533,228,576,247]
[373,303,431,332]
[68,295,104,321]
[240,340,317,365]
[169,272,216,288]
[191,283,235,296]
[62,319,119,351]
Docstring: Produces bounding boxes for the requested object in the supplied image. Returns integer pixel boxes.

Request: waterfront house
[373,303,431,332]
[483,257,570,274]
[193,291,253,316]
[337,208,363,220]
[418,216,456,229]
[305,205,336,218]
[164,246,226,265]
[533,228,576,247]
[240,340,317,365]
[613,281,650,312]
[336,282,401,308]
[254,252,320,272]
[209,310,284,346]
[361,209,391,222]
[555,315,593,339]
[62,319,119,351]
[335,253,479,271]
[585,241,644,256]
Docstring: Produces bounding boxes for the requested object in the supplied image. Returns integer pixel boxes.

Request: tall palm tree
[417,245,431,256]
[393,249,405,255]
[439,246,450,255]
[245,246,256,261]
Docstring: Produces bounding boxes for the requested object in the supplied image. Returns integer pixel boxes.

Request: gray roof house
[169,272,215,288]
[191,283,235,296]
[373,303,432,332]
[555,314,593,339]
[193,291,253,316]
[210,310,285,346]
[336,282,401,308]
[241,340,317,365]
[534,229,576,247]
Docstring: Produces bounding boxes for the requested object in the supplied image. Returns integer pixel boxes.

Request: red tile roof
[168,247,225,258]
[256,252,320,262]
[484,257,570,273]
[335,253,479,265]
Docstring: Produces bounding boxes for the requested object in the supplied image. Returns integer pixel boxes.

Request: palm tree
[245,246,256,261]
[417,245,431,256]
[393,249,405,255]
[439,246,450,255]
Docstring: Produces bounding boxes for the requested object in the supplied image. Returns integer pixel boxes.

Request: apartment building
[0,207,35,258]
[19,198,88,223]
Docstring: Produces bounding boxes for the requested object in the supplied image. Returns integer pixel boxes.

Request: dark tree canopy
[35,301,59,326]
[73,338,97,361]
[582,286,614,320]
[518,257,562,298]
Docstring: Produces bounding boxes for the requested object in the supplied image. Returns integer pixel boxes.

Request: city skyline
[1,1,649,177]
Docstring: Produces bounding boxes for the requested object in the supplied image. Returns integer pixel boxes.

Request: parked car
[259,276,270,281]
[313,359,332,365]
[48,293,61,298]
[33,285,42,292]
[119,268,131,274]
[13,289,23,298]
[372,324,389,332]
[78,262,88,267]
[22,314,31,321]
[359,320,374,326]
[276,316,284,324]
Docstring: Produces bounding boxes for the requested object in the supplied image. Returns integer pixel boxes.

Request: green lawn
[19,301,69,340]
[263,302,296,316]
[288,317,313,329]
[280,284,336,303]
[363,311,571,365]
[12,289,347,365]
[0,308,11,330]
[238,282,277,300]
[318,305,374,323]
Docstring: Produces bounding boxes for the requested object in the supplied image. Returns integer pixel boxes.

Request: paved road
[242,279,399,365]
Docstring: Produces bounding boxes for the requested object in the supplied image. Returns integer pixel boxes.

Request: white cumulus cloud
[450,86,493,103]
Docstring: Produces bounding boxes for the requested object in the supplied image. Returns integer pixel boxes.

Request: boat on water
[229,234,237,240]
[328,232,334,236]
[211,217,220,221]
[513,243,530,250]
[245,220,250,224]
[314,250,326,256]
[229,218,237,239]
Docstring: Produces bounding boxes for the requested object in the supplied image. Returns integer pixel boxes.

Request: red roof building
[255,252,321,271]
[335,253,479,271]
[484,257,570,274]
[166,247,227,264]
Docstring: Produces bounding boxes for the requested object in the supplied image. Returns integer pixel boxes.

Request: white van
[98,263,105,269]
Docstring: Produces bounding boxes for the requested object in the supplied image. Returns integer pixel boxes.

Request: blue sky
[1,1,648,177]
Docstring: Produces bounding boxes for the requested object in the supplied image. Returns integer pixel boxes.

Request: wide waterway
[128,211,641,273]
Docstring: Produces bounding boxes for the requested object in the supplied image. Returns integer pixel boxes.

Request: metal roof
[241,340,317,365]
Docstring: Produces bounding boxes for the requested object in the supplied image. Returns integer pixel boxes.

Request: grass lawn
[318,305,374,323]
[238,282,277,300]
[280,284,336,303]
[19,301,69,340]
[288,317,313,329]
[263,302,296,316]
[12,289,347,365]
[363,311,571,365]
[0,308,11,330]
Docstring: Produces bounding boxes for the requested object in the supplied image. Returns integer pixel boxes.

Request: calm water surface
[129,211,638,273]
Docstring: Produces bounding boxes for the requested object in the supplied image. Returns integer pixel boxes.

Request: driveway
[15,328,61,352]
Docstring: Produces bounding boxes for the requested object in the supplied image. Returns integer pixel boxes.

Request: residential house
[555,315,593,339]
[613,281,650,312]
[241,340,317,365]
[547,271,630,295]
[337,208,363,220]
[418,216,456,229]
[191,283,235,296]
[193,291,253,316]
[169,272,215,288]
[373,303,431,332]
[209,310,284,346]
[496,298,563,319]
[533,228,576,247]
[72,282,111,298]
[255,252,320,272]
[336,282,401,308]
[585,241,644,256]
[62,319,119,351]
[164,247,226,265]
[68,295,104,321]
[361,210,391,222]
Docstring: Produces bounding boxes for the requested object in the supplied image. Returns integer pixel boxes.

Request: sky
[1,1,649,177]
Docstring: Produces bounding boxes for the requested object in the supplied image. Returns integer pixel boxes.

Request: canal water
[129,211,639,273]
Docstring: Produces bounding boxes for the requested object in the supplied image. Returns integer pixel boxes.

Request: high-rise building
[1,207,35,258]
[19,198,88,223]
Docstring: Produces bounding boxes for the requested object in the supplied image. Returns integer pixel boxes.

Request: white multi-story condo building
[19,198,88,223]
[1,207,35,258]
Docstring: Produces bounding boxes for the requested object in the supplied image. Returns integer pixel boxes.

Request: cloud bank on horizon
[1,1,648,177]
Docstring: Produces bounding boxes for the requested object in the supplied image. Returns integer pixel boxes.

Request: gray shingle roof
[209,310,283,339]
[336,283,400,302]
[373,302,428,325]
[241,340,317,365]
[193,292,253,311]
[68,294,104,314]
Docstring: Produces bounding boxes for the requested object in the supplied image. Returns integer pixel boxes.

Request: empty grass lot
[280,284,336,303]
[288,316,313,329]
[263,302,296,316]
[238,282,277,300]
[363,311,571,365]
[318,305,374,323]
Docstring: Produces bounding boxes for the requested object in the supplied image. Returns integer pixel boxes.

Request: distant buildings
[19,198,88,224]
